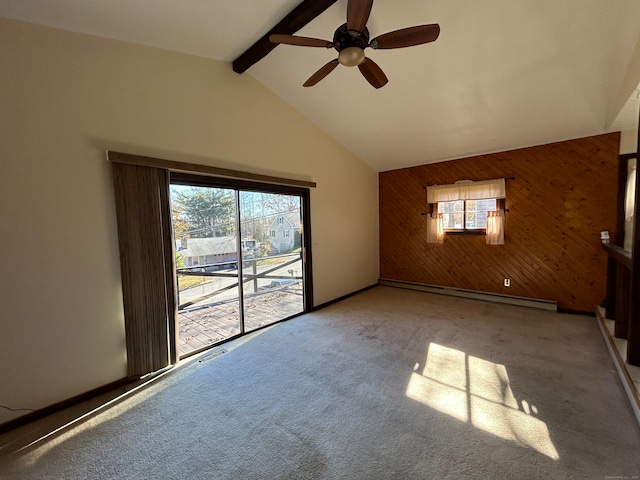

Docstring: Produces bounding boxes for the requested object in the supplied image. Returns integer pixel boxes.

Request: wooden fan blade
[347,0,374,32]
[269,34,332,48]
[371,24,440,49]
[358,57,388,89]
[303,59,340,87]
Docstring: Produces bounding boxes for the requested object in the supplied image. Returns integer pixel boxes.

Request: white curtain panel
[426,214,444,244]
[486,210,505,245]
[427,178,506,203]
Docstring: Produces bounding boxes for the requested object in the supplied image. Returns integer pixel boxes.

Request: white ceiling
[2,0,640,171]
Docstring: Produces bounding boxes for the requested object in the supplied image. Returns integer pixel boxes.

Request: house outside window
[267,212,301,253]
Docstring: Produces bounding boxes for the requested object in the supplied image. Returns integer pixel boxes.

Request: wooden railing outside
[177,252,302,310]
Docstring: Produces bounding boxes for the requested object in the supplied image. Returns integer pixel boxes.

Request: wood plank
[232,0,338,74]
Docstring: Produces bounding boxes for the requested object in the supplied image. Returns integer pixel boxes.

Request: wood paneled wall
[379,133,620,312]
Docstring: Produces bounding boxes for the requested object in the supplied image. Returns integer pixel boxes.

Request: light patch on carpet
[406,342,560,460]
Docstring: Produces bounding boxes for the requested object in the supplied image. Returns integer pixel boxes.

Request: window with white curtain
[426,178,506,245]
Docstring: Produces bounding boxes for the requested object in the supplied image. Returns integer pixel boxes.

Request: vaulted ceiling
[2,0,640,171]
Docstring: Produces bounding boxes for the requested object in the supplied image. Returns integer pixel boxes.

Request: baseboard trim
[379,279,557,311]
[0,376,130,435]
[595,306,640,426]
[312,284,379,311]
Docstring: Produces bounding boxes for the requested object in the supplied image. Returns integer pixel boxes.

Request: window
[278,217,283,224]
[426,178,506,244]
[284,230,290,238]
[439,199,497,231]
[270,230,276,237]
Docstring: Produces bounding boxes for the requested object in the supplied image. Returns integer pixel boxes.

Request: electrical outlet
[504,278,511,287]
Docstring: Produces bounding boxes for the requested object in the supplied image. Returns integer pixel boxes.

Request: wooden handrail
[602,242,632,269]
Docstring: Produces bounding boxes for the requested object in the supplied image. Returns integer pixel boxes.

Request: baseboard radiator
[379,279,557,312]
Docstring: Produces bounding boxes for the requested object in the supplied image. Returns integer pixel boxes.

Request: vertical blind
[112,162,177,378]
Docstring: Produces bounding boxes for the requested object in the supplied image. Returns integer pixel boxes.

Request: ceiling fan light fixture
[338,46,366,67]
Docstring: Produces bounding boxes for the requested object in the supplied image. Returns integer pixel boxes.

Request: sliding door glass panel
[170,185,241,356]
[240,191,304,332]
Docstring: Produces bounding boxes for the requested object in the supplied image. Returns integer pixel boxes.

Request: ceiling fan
[269,0,440,89]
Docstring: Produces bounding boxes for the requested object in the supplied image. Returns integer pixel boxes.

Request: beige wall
[620,128,638,154]
[0,18,379,424]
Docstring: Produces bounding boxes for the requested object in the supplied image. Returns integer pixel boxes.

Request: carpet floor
[1,286,640,479]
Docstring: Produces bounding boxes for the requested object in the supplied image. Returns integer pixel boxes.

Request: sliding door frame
[170,171,314,341]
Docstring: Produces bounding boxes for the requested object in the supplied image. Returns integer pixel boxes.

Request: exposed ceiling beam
[232,0,338,74]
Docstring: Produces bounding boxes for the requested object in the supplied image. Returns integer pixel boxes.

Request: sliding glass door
[169,175,310,357]
[170,184,241,354]
[240,191,304,332]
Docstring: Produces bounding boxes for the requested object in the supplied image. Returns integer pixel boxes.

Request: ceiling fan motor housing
[333,23,370,52]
